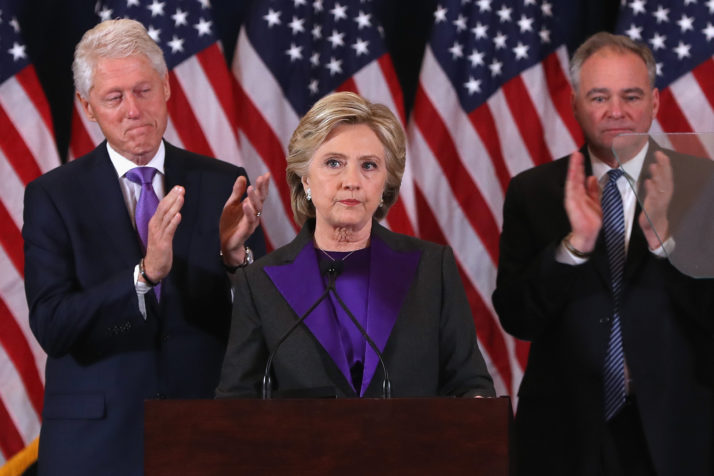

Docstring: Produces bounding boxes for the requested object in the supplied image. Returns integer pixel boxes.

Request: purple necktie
[126,167,161,298]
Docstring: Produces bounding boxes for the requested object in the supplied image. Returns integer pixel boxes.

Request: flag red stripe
[196,45,241,136]
[0,107,43,185]
[233,80,297,230]
[336,76,358,93]
[542,52,584,147]
[0,298,43,416]
[166,72,214,157]
[468,105,510,193]
[412,84,500,264]
[691,58,714,112]
[384,199,415,235]
[657,88,709,157]
[657,87,694,133]
[502,76,552,166]
[414,184,514,395]
[0,202,25,277]
[377,54,406,125]
[69,106,96,160]
[16,66,55,136]
[0,399,24,460]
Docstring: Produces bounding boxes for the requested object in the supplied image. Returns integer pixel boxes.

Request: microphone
[319,257,344,278]
[261,263,339,399]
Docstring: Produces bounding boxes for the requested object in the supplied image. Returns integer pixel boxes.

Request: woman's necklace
[319,248,357,263]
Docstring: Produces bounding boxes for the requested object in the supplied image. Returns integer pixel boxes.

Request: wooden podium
[145,396,512,475]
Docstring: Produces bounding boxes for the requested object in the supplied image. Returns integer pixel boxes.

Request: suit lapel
[81,143,143,267]
[360,229,421,395]
[264,236,354,386]
[163,143,199,272]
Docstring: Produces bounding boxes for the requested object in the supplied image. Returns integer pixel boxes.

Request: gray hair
[73,18,167,98]
[569,32,656,92]
[286,92,406,226]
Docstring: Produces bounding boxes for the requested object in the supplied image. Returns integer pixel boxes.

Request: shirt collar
[588,141,649,186]
[107,141,166,178]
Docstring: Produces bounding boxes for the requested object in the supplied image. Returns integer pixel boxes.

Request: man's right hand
[142,185,185,283]
[564,151,602,253]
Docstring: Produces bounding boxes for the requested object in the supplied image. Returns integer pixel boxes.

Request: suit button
[161,334,170,342]
[154,393,166,399]
[600,316,611,324]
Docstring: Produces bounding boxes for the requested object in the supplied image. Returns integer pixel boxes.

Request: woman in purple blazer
[216,92,494,399]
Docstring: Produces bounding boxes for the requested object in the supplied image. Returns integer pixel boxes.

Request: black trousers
[600,396,657,476]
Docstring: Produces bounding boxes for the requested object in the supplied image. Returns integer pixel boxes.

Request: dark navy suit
[23,141,265,475]
[493,146,714,476]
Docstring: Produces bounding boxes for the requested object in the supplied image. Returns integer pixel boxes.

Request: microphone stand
[330,289,392,399]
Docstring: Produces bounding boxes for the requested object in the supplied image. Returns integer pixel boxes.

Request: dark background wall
[15,0,619,162]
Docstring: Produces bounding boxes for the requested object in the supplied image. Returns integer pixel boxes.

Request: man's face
[572,47,659,165]
[78,54,170,165]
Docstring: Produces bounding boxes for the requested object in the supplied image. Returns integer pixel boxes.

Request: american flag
[232,0,415,250]
[616,0,714,156]
[407,0,584,397]
[0,0,59,467]
[69,0,244,174]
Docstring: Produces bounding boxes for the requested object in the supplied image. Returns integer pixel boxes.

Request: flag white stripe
[521,50,578,159]
[234,28,299,152]
[419,47,505,224]
[172,57,243,166]
[0,344,41,446]
[487,88,536,178]
[669,72,714,134]
[0,249,46,382]
[0,149,26,229]
[408,125,497,305]
[0,77,58,174]
[237,131,296,248]
[352,60,400,120]
[409,123,523,397]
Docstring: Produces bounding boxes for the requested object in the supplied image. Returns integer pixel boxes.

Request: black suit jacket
[216,220,495,399]
[492,146,714,476]
[22,141,265,476]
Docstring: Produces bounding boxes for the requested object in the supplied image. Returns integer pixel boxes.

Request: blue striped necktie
[602,168,626,421]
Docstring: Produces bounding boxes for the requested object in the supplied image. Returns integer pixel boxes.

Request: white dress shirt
[106,141,166,318]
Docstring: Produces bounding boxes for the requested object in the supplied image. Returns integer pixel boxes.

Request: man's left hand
[639,151,673,250]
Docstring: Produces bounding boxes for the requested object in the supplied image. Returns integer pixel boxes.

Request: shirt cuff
[133,264,150,320]
[555,240,589,266]
[650,236,675,258]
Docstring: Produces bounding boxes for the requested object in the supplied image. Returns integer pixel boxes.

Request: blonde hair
[73,19,167,98]
[570,32,656,92]
[286,92,406,226]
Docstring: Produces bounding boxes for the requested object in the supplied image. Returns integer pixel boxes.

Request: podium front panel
[145,397,511,475]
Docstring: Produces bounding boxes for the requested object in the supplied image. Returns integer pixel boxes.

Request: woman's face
[302,123,387,234]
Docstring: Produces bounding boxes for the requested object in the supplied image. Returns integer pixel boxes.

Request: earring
[306,188,312,201]
[379,195,384,208]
